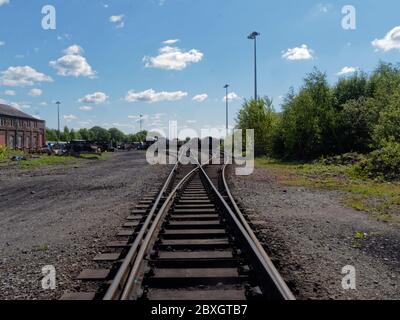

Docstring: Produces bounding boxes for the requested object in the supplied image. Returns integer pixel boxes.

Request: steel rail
[221,159,295,300]
[196,160,296,300]
[118,150,215,300]
[120,166,200,299]
[103,148,186,300]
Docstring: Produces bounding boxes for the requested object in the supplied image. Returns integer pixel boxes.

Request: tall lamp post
[224,84,230,137]
[247,31,260,100]
[55,101,61,142]
[139,114,143,132]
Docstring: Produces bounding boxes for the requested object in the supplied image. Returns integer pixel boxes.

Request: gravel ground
[228,166,400,300]
[0,151,170,300]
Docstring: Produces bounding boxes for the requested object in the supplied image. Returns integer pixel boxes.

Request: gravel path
[0,151,171,300]
[228,166,400,300]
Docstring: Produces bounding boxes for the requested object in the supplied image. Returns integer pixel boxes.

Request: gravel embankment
[228,166,400,300]
[0,151,171,300]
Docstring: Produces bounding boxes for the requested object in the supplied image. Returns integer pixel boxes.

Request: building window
[8,135,14,148]
[17,136,23,149]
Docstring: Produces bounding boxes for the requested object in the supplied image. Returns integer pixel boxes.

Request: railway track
[61,151,295,301]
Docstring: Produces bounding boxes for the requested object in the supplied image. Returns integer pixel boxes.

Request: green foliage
[357,141,400,181]
[236,62,400,181]
[333,72,370,109]
[0,145,9,160]
[108,128,126,145]
[88,126,111,144]
[45,125,149,146]
[236,97,278,156]
[368,62,400,110]
[45,128,58,141]
[277,69,335,159]
[373,91,400,147]
[127,130,148,142]
[336,97,379,153]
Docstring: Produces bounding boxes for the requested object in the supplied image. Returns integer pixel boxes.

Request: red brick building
[0,103,46,151]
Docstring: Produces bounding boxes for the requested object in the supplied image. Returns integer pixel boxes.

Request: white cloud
[64,114,78,122]
[187,120,197,124]
[163,39,180,45]
[49,45,96,78]
[79,106,93,111]
[282,44,314,61]
[0,41,5,47]
[109,15,124,23]
[192,93,208,102]
[125,89,187,103]
[0,0,9,7]
[63,44,83,55]
[4,90,15,96]
[79,92,109,104]
[0,66,53,87]
[109,15,125,28]
[40,102,47,106]
[372,26,400,52]
[336,66,359,76]
[143,44,203,71]
[28,88,43,97]
[223,92,241,102]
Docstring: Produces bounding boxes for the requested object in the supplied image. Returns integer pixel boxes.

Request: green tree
[89,126,111,144]
[236,97,278,156]
[373,91,400,147]
[337,97,379,153]
[108,128,126,145]
[276,69,335,159]
[368,62,400,111]
[333,72,369,110]
[78,128,93,141]
[45,128,58,141]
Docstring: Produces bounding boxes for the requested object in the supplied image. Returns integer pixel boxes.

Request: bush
[321,152,365,166]
[356,141,400,180]
[373,91,400,147]
[0,145,9,161]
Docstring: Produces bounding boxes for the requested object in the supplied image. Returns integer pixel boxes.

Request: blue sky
[0,0,399,137]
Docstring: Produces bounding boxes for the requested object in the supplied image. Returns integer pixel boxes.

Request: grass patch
[33,244,49,252]
[256,157,400,224]
[17,155,78,167]
[1,151,110,168]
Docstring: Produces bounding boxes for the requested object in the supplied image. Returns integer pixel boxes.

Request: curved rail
[221,160,295,300]
[103,148,188,300]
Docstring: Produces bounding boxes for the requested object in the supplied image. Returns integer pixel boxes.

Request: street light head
[223,84,229,89]
[248,31,260,39]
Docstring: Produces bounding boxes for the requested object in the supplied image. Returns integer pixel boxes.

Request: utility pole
[55,101,61,142]
[224,84,230,137]
[247,31,260,100]
[139,114,143,132]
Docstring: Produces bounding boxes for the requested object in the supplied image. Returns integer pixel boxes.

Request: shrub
[356,141,400,180]
[321,152,365,166]
[0,145,10,161]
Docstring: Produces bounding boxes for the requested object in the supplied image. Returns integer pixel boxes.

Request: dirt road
[0,151,171,300]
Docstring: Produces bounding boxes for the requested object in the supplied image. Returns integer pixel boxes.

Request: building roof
[0,103,44,121]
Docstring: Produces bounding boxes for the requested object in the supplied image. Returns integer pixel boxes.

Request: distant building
[0,104,46,151]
